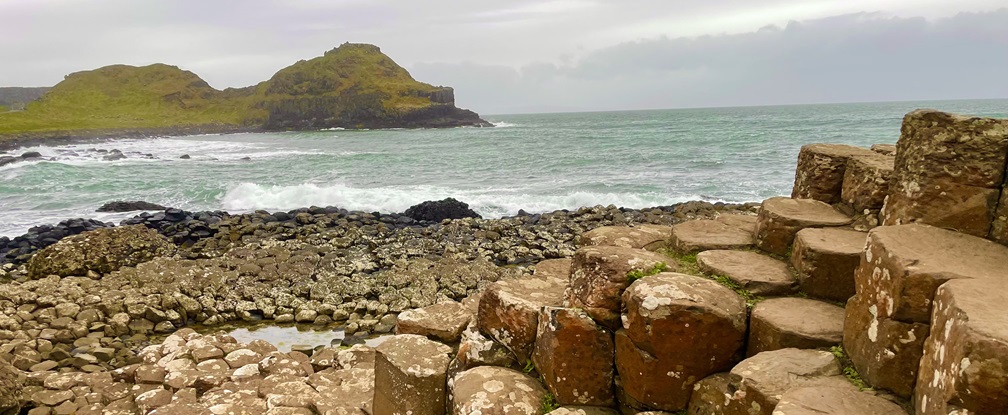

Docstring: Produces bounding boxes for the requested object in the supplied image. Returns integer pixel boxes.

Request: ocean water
[1,99,1006,237]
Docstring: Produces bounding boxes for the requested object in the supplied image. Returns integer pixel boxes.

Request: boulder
[882,110,1008,237]
[915,279,1008,415]
[617,273,747,411]
[566,246,671,328]
[791,143,877,203]
[790,228,866,302]
[754,197,852,255]
[450,366,547,415]
[96,201,168,212]
[27,225,176,279]
[0,359,22,415]
[843,294,929,398]
[841,153,894,211]
[669,220,753,254]
[533,258,572,280]
[696,250,797,296]
[746,297,845,356]
[576,224,671,251]
[774,386,908,415]
[373,334,453,415]
[478,276,568,362]
[870,144,897,156]
[403,198,481,222]
[532,307,614,406]
[396,301,472,342]
[724,349,846,415]
[687,373,747,415]
[450,322,516,376]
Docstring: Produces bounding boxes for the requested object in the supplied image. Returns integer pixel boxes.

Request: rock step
[670,218,754,254]
[747,297,845,357]
[533,258,572,280]
[373,335,452,415]
[576,224,672,251]
[915,278,1008,415]
[754,197,852,256]
[566,246,672,328]
[774,386,908,415]
[791,143,878,203]
[841,153,894,212]
[696,250,797,296]
[450,366,547,415]
[533,307,614,406]
[395,301,472,343]
[477,275,568,362]
[790,227,866,302]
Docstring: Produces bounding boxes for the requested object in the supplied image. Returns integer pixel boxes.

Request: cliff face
[0,43,488,138]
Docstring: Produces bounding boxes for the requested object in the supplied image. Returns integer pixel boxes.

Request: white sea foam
[491,121,517,128]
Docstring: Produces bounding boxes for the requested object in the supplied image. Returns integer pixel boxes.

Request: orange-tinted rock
[532,307,614,406]
[533,258,572,280]
[669,220,753,254]
[577,225,671,251]
[478,276,567,362]
[792,143,877,203]
[746,297,844,356]
[841,154,894,211]
[696,250,797,296]
[450,366,547,415]
[725,349,846,415]
[396,301,472,342]
[790,228,865,302]
[566,246,671,328]
[842,294,928,398]
[754,197,852,255]
[373,335,452,415]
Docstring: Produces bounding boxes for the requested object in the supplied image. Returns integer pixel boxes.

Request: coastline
[0,124,261,152]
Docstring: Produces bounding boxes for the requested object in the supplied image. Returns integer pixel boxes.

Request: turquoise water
[1,99,1006,237]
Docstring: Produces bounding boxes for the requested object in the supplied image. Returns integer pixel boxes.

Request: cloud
[410,9,1008,114]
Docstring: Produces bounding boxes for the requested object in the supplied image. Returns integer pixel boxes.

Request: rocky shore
[2,109,1007,415]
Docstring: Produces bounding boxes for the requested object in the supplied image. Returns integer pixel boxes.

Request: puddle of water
[225,325,392,352]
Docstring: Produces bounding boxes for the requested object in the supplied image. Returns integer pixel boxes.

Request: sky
[1,0,1006,114]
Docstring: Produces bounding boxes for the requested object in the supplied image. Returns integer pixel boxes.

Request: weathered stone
[134,388,172,413]
[545,407,619,415]
[478,276,567,362]
[882,110,1008,237]
[747,297,844,356]
[617,273,747,411]
[532,258,571,280]
[915,279,1008,415]
[725,349,846,415]
[841,153,895,211]
[450,366,547,415]
[871,143,897,156]
[993,185,1008,245]
[0,359,23,414]
[532,307,614,406]
[687,373,748,415]
[774,386,908,415]
[856,224,1008,323]
[566,246,671,328]
[224,349,262,369]
[843,294,929,398]
[449,322,516,376]
[790,228,865,302]
[754,197,852,255]
[577,224,671,251]
[792,143,878,203]
[696,250,797,296]
[373,334,452,415]
[27,225,176,279]
[669,220,753,254]
[396,301,472,342]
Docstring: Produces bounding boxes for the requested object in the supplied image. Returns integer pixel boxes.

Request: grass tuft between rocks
[712,275,763,309]
[830,345,872,391]
[626,261,668,283]
[541,392,560,413]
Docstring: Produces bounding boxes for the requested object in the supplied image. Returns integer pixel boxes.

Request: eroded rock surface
[373,334,453,415]
[478,276,567,362]
[790,227,866,302]
[27,225,176,279]
[754,197,852,255]
[696,250,797,296]
[791,143,878,203]
[450,366,547,415]
[532,307,614,406]
[576,224,671,251]
[566,245,671,328]
[747,297,844,356]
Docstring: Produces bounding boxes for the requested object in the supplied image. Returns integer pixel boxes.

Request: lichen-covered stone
[842,294,929,398]
[27,225,177,278]
[533,258,572,280]
[373,334,453,415]
[532,307,614,406]
[841,153,894,211]
[687,373,748,415]
[724,349,847,415]
[477,276,567,362]
[754,197,852,255]
[696,250,797,296]
[882,110,1008,237]
[774,386,908,415]
[915,279,1008,415]
[790,228,865,302]
[746,297,844,356]
[792,143,878,203]
[566,246,672,328]
[545,407,619,415]
[0,359,23,415]
[396,301,472,342]
[450,366,547,415]
[577,224,671,251]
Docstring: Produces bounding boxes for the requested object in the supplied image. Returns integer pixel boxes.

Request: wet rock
[450,366,547,415]
[774,386,908,415]
[669,219,753,254]
[696,250,797,296]
[396,301,472,342]
[791,143,878,203]
[373,334,452,415]
[403,198,481,222]
[97,201,169,213]
[746,297,844,356]
[882,110,1008,237]
[790,228,865,302]
[566,246,671,328]
[617,273,747,411]
[841,153,894,212]
[21,151,43,159]
[532,307,614,406]
[576,224,671,251]
[478,276,567,362]
[27,225,176,279]
[754,197,852,255]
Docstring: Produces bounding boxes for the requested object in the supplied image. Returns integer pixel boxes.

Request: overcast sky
[1,0,1006,114]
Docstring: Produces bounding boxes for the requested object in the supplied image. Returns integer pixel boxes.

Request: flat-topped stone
[450,366,547,415]
[566,246,671,328]
[843,294,929,398]
[857,223,1008,323]
[792,143,878,203]
[532,307,614,406]
[478,276,568,361]
[870,143,897,156]
[790,228,866,302]
[687,373,747,415]
[715,213,758,230]
[915,279,1008,415]
[725,348,846,415]
[545,407,619,415]
[670,220,753,254]
[373,334,453,415]
[396,301,472,343]
[774,386,908,415]
[696,250,797,296]
[617,273,747,411]
[576,224,671,251]
[747,297,845,356]
[754,197,852,255]
[841,153,894,211]
[533,258,572,280]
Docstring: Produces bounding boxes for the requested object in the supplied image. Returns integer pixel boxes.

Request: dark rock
[96,201,169,213]
[179,154,191,159]
[20,151,42,158]
[403,198,481,222]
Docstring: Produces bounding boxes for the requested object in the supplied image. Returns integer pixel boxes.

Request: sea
[1,99,1006,238]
